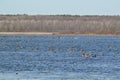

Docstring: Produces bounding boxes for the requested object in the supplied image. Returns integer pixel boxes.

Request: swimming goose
[82,53,96,58]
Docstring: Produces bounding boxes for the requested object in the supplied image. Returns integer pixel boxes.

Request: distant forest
[0,15,120,34]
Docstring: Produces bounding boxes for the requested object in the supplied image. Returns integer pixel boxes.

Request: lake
[0,35,120,80]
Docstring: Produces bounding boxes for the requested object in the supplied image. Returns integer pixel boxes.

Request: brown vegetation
[0,15,120,34]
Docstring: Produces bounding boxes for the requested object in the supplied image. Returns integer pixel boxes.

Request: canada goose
[91,54,97,57]
[82,53,91,58]
[82,53,96,58]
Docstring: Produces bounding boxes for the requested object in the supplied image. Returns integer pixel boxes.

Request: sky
[0,0,120,15]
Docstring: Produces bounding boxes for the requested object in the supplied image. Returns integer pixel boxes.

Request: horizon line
[0,14,120,16]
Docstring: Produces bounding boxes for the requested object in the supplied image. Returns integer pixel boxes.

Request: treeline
[0,15,120,34]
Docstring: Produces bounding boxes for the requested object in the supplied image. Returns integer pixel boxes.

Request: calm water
[0,35,120,80]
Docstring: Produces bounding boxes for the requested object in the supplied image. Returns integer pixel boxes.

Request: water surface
[0,35,120,80]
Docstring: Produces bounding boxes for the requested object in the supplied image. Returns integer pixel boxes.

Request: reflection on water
[0,35,120,80]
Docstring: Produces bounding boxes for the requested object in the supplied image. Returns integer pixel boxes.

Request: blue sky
[0,0,120,15]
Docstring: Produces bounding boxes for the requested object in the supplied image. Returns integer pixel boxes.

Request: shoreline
[0,32,53,35]
[0,32,120,36]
